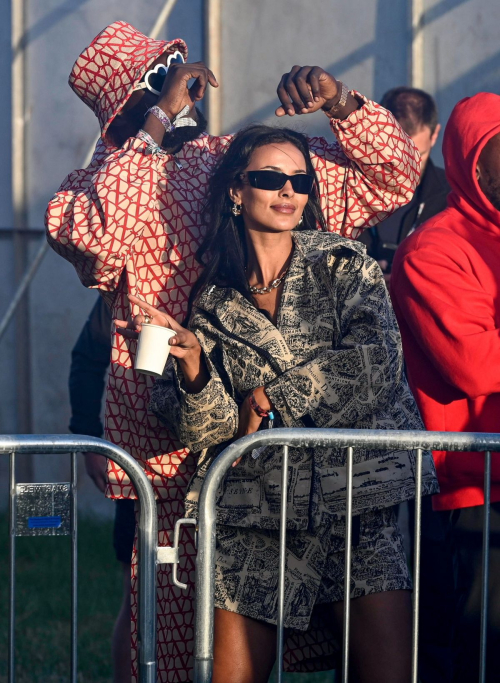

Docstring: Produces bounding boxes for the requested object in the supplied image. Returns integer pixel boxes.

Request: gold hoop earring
[232,203,242,216]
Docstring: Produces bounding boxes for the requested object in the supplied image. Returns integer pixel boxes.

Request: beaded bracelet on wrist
[136,129,163,155]
[145,105,174,133]
[249,391,274,419]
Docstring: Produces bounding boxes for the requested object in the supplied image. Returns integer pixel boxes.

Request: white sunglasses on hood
[133,50,185,96]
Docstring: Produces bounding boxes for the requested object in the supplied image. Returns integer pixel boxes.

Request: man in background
[391,92,500,683]
[358,86,449,281]
[69,297,133,683]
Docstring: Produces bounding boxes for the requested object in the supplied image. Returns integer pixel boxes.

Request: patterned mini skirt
[214,506,411,631]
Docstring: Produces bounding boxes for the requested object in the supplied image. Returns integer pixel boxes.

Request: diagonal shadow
[436,48,500,105]
[227,40,377,132]
[421,0,471,27]
[14,0,92,55]
[226,0,474,134]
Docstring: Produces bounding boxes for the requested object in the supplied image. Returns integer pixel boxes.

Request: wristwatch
[325,81,349,116]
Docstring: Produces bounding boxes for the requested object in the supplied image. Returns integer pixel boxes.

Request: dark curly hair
[188,123,327,312]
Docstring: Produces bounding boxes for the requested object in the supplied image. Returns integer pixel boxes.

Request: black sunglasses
[242,170,315,195]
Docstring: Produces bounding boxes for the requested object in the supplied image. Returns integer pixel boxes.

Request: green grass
[0,513,336,682]
[0,513,121,683]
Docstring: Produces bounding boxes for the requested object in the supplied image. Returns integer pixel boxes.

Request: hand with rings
[114,294,202,361]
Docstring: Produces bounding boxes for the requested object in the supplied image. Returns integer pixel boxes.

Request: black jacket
[68,296,112,437]
[358,159,450,270]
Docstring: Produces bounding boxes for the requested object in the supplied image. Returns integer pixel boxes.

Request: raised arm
[46,61,219,292]
[275,66,421,238]
[46,138,160,292]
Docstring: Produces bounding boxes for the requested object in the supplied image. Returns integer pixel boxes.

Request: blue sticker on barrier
[28,516,62,529]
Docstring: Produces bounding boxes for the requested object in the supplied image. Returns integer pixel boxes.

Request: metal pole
[204,0,222,135]
[8,451,16,683]
[12,0,27,229]
[479,451,491,683]
[0,240,49,342]
[11,0,33,446]
[70,452,78,683]
[411,0,425,88]
[0,435,158,683]
[276,445,289,682]
[342,447,354,683]
[411,448,423,683]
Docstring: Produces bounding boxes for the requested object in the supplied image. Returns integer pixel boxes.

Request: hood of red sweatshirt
[443,92,500,235]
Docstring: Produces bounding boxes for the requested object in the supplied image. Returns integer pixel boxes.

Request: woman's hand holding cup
[115,294,207,389]
[114,294,201,361]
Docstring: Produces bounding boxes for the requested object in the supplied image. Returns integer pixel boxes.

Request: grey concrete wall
[0,0,499,513]
[220,0,410,136]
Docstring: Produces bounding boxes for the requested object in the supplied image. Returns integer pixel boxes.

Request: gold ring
[144,314,152,325]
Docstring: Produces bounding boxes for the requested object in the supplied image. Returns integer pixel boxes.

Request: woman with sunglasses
[116,124,438,683]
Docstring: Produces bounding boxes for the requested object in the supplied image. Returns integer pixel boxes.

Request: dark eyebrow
[259,165,308,174]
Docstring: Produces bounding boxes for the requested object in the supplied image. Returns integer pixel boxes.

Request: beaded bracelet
[136,129,163,155]
[249,390,274,419]
[145,105,174,133]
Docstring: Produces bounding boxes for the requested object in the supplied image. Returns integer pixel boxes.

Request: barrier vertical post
[70,452,78,683]
[411,447,423,683]
[0,435,159,683]
[479,450,491,683]
[192,428,500,683]
[8,451,16,683]
[342,446,354,683]
[276,444,289,682]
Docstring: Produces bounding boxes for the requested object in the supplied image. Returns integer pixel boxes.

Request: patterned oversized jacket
[152,231,438,532]
[46,45,419,498]
[46,88,421,504]
[45,20,420,681]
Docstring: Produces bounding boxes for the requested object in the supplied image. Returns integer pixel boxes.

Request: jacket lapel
[194,231,360,375]
[196,287,296,375]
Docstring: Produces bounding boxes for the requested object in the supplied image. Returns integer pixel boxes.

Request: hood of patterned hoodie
[443,92,500,236]
[69,21,188,137]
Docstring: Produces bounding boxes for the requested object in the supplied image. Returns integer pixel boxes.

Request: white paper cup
[135,324,176,377]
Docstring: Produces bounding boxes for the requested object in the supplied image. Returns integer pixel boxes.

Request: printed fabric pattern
[46,99,420,502]
[46,101,420,681]
[151,230,438,533]
[214,507,411,632]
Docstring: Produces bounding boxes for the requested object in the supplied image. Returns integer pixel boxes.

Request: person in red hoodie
[391,92,500,683]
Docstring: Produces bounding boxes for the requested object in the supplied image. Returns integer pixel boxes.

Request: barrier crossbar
[0,435,158,683]
[193,428,500,683]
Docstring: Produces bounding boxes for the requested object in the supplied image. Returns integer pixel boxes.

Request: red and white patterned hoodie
[46,21,421,502]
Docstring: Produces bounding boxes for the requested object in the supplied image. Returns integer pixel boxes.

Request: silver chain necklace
[249,267,289,295]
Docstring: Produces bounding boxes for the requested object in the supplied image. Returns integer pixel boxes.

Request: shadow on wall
[227,0,410,134]
[226,0,500,171]
[14,0,93,54]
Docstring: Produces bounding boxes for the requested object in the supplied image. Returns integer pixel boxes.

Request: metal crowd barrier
[193,428,500,683]
[0,435,160,683]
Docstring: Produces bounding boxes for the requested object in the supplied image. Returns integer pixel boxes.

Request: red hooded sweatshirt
[391,92,500,511]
